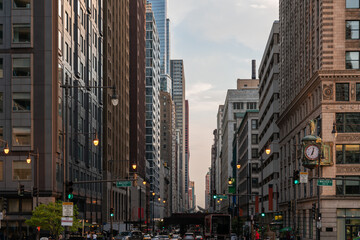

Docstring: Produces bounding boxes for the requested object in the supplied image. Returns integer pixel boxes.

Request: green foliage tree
[25,201,81,239]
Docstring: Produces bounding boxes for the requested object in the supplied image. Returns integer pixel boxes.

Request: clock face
[305,145,320,160]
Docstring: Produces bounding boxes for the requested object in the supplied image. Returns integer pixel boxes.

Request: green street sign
[116,181,132,187]
[228,186,235,194]
[317,179,333,186]
[217,195,228,199]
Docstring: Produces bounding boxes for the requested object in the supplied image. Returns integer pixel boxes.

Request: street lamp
[331,122,337,137]
[26,149,39,206]
[0,139,9,155]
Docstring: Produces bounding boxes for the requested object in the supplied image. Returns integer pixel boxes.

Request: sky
[167,0,279,208]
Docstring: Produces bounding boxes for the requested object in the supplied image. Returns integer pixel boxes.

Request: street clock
[304,144,320,160]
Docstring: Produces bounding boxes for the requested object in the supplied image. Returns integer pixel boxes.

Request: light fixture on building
[111,85,119,106]
[3,143,9,154]
[265,145,271,155]
[331,122,337,137]
[237,164,241,169]
[93,133,99,146]
[26,154,31,164]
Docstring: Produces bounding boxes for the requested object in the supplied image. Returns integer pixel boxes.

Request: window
[58,0,62,17]
[12,58,30,77]
[346,21,360,39]
[247,102,257,109]
[336,113,360,132]
[12,127,31,146]
[251,148,258,158]
[251,119,258,129]
[0,92,3,113]
[58,31,62,52]
[346,52,360,69]
[357,83,360,101]
[346,0,360,8]
[0,24,2,44]
[65,12,69,31]
[251,134,259,144]
[233,102,243,110]
[12,92,30,111]
[12,161,31,180]
[13,0,30,8]
[0,58,3,78]
[336,176,360,195]
[0,0,2,10]
[12,24,31,43]
[336,145,360,164]
[336,83,349,101]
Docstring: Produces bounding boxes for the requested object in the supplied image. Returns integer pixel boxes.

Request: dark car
[115,231,143,240]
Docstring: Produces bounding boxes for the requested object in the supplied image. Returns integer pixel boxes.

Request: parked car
[115,231,143,240]
[195,235,203,240]
[183,233,195,240]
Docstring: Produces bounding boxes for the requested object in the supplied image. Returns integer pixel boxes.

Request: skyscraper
[185,99,190,208]
[170,59,186,211]
[0,1,103,237]
[146,4,161,218]
[103,0,130,231]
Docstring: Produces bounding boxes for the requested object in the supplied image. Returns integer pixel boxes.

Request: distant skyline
[168,0,279,208]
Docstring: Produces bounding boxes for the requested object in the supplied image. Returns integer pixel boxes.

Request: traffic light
[66,181,74,200]
[312,203,316,219]
[110,207,114,217]
[33,187,39,196]
[2,198,7,212]
[261,207,265,217]
[293,170,300,185]
[18,184,24,196]
[213,195,217,199]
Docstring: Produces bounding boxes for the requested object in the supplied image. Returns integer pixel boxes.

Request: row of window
[233,102,257,110]
[335,82,360,101]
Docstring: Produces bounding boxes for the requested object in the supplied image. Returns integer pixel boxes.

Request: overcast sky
[167,0,279,208]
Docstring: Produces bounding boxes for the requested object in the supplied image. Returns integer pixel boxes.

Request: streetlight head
[152,192,155,196]
[265,146,271,155]
[26,155,31,164]
[143,181,146,185]
[93,133,99,146]
[163,200,166,203]
[132,163,137,170]
[158,197,161,201]
[111,86,119,106]
[3,143,9,154]
[236,164,241,169]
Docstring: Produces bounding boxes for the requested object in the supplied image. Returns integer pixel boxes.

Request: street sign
[61,217,73,226]
[62,202,74,217]
[317,179,333,186]
[116,181,132,187]
[300,172,308,183]
[216,195,228,199]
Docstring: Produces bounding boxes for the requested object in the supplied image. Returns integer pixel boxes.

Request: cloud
[250,4,267,9]
[187,83,213,97]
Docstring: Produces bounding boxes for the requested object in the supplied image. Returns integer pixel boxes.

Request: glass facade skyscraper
[146,5,161,217]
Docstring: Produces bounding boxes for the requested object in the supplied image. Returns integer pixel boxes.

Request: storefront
[337,209,360,240]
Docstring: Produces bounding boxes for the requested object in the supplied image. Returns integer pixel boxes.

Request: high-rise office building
[219,80,259,212]
[185,99,190,208]
[205,171,211,209]
[145,4,161,218]
[129,0,146,225]
[170,59,186,211]
[0,0,103,237]
[103,0,130,231]
[278,0,360,238]
[160,91,176,217]
[258,21,280,224]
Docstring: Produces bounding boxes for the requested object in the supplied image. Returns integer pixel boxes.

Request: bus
[204,214,231,240]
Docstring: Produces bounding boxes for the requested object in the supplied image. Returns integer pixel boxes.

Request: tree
[25,201,81,239]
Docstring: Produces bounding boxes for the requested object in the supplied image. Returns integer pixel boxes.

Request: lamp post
[260,145,271,238]
[26,149,39,206]
[61,75,118,239]
[151,192,155,234]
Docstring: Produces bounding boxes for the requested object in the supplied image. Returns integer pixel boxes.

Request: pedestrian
[92,232,97,240]
[255,229,260,240]
[86,232,92,240]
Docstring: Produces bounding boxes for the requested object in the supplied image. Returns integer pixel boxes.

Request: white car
[183,233,195,240]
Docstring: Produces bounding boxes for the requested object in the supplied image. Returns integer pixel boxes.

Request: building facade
[278,0,360,239]
[129,0,146,226]
[160,91,176,217]
[0,0,104,237]
[185,99,190,209]
[205,171,210,210]
[170,59,186,212]
[145,4,161,219]
[219,85,259,212]
[236,110,260,232]
[258,21,280,224]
